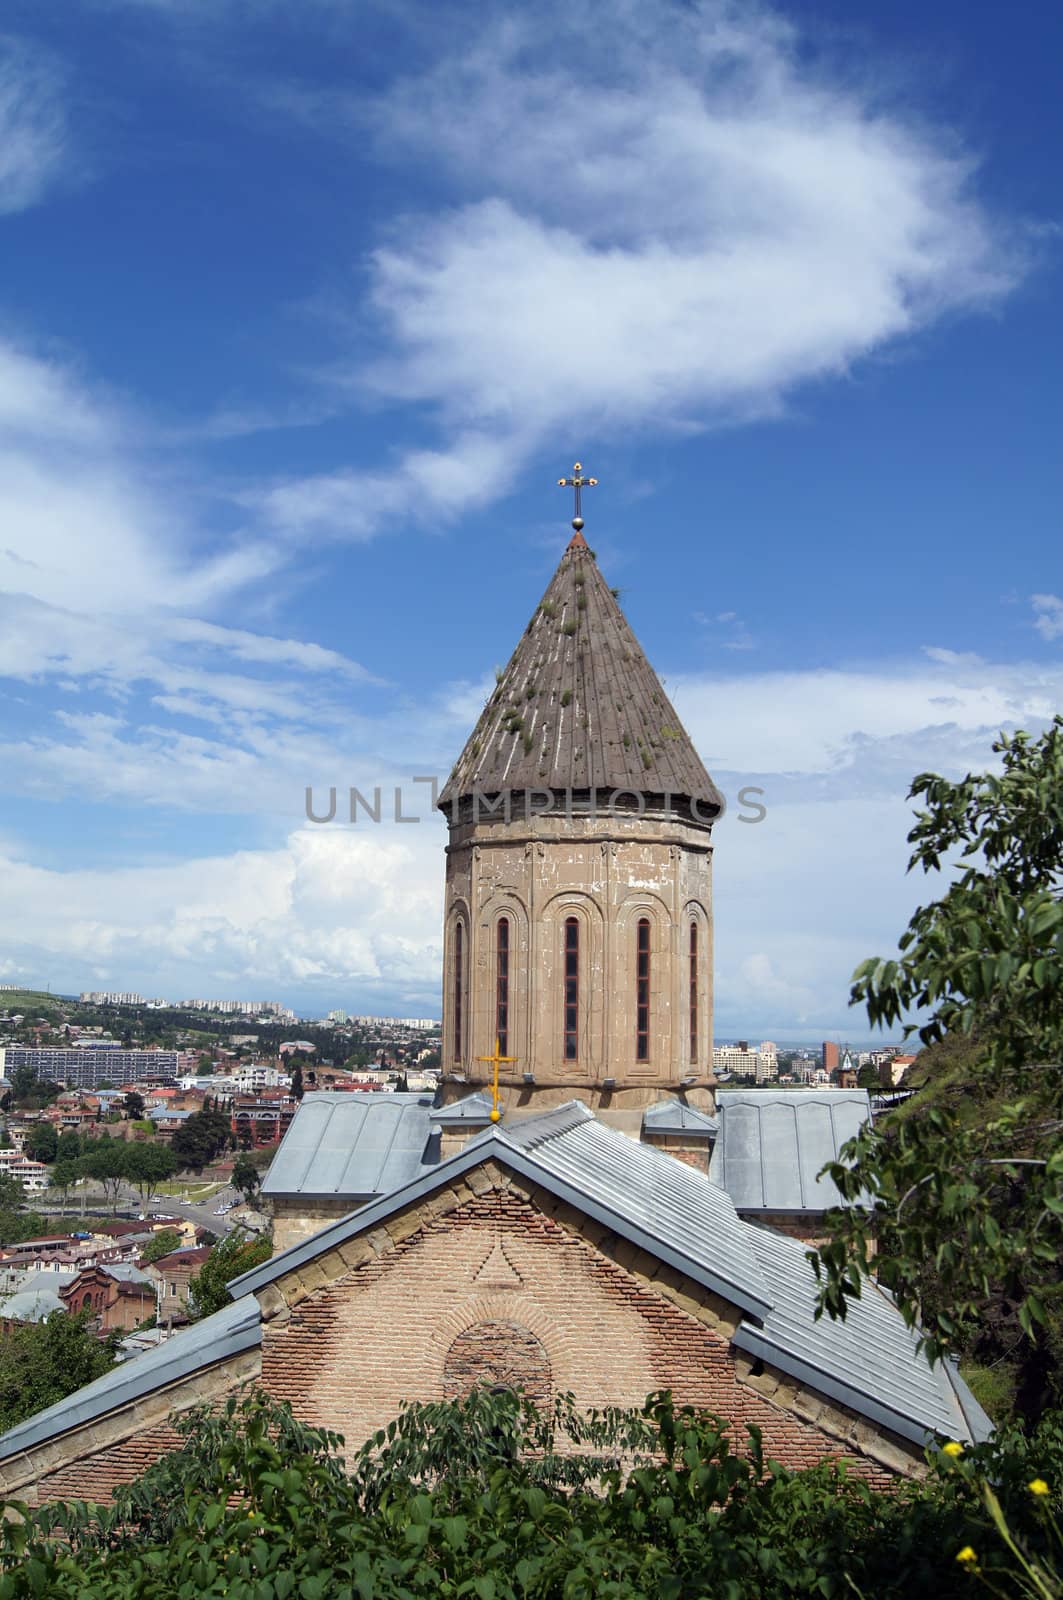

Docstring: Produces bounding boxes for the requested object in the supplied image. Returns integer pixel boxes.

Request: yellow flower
[956,1547,978,1566]
[943,1441,964,1458]
[1028,1478,1050,1497]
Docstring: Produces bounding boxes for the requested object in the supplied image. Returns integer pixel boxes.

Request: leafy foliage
[170,1104,232,1171]
[0,1311,118,1433]
[187,1229,272,1319]
[22,1123,57,1164]
[813,720,1063,1424]
[1,1389,1061,1598]
[139,1228,184,1265]
[231,1153,262,1206]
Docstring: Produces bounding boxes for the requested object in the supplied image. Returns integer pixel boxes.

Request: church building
[0,474,990,1504]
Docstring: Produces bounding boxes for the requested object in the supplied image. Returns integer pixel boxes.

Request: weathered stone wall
[271,1195,365,1255]
[441,806,715,1108]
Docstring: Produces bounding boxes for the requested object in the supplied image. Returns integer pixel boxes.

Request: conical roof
[439,532,722,815]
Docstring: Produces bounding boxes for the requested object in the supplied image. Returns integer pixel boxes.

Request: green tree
[1,1390,1062,1599]
[122,1092,145,1120]
[290,1060,305,1100]
[123,1143,177,1208]
[170,1107,231,1172]
[0,1173,26,1211]
[813,719,1063,1425]
[856,1063,880,1090]
[56,1130,84,1164]
[139,1227,184,1265]
[230,1153,261,1207]
[23,1122,58,1164]
[77,1141,130,1214]
[187,1229,272,1319]
[49,1160,80,1208]
[0,1310,118,1433]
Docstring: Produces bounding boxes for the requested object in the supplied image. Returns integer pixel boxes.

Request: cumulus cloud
[0,826,445,1010]
[260,0,1024,540]
[4,638,1060,1023]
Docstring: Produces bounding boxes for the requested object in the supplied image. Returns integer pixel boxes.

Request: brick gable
[260,1174,918,1486]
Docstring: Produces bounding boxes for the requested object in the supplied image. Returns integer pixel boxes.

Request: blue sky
[0,0,1059,1037]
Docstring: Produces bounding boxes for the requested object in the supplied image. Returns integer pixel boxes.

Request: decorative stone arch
[427,1292,577,1402]
[615,892,673,1077]
[476,891,531,1076]
[443,1320,551,1405]
[444,897,471,1071]
[539,890,605,1075]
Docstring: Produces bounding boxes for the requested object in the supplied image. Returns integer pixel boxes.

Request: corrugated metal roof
[239,1100,773,1320]
[0,1295,261,1463]
[642,1099,719,1136]
[711,1089,870,1212]
[733,1224,972,1445]
[262,1092,439,1199]
[429,1091,496,1125]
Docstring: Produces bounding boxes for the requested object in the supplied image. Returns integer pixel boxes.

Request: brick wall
[261,1173,915,1486]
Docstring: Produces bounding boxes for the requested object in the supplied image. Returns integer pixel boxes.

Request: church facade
[0,488,992,1502]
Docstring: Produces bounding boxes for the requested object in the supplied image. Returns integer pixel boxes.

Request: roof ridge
[497,1100,594,1150]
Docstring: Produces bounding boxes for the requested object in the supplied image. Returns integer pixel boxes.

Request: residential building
[59,1265,154,1334]
[146,1246,213,1322]
[0,1047,178,1089]
[821,1041,840,1072]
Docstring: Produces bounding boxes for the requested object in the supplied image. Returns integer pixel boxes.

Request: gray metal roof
[0,1294,261,1463]
[239,1100,773,1320]
[733,1224,976,1445]
[101,1264,151,1285]
[0,1289,64,1322]
[642,1099,719,1137]
[711,1089,870,1212]
[261,1092,439,1199]
[429,1091,496,1125]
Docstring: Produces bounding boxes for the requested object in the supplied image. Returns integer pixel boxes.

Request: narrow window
[689,921,698,1064]
[454,922,464,1063]
[496,916,510,1055]
[636,919,651,1062]
[563,917,579,1061]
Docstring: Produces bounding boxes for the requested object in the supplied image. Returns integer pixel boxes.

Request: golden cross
[475,1037,517,1123]
[558,461,598,532]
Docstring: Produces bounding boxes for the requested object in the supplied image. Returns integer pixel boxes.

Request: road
[37,1184,245,1238]
[142,1186,242,1237]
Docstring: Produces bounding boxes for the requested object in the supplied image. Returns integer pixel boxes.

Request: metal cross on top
[558,462,598,533]
[476,1037,517,1123]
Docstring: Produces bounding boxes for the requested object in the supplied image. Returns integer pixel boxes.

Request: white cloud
[0,825,444,1009]
[4,641,1060,1023]
[252,0,1024,541]
[0,38,65,215]
[1032,594,1063,642]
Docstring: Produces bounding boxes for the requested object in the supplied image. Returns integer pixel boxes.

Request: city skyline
[0,1,1060,1031]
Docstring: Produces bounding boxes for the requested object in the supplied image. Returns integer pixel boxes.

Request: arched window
[636,918,651,1062]
[689,921,698,1064]
[496,916,510,1055]
[454,921,464,1062]
[563,917,579,1061]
